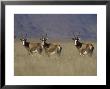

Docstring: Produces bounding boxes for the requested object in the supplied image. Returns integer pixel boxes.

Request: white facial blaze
[41,40,44,48]
[74,40,77,45]
[57,46,61,50]
[89,45,92,50]
[22,40,25,46]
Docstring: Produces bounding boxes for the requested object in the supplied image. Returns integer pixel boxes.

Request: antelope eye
[72,38,74,40]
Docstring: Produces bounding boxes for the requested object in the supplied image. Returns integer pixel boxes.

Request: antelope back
[29,43,40,49]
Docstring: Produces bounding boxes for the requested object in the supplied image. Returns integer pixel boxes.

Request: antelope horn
[45,33,48,40]
[45,33,48,38]
[41,34,44,40]
[25,33,27,39]
[45,33,47,37]
[73,32,76,38]
[20,32,24,39]
[77,32,80,37]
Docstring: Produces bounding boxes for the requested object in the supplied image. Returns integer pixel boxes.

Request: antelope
[40,34,62,57]
[20,34,43,56]
[72,32,94,56]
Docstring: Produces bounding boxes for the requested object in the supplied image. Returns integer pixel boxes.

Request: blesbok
[40,34,62,57]
[20,34,43,56]
[72,32,94,56]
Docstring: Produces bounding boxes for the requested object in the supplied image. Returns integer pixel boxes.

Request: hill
[14,14,97,41]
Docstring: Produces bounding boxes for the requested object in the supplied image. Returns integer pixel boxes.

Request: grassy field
[14,39,97,76]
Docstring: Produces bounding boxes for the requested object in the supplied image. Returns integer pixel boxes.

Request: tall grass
[14,39,97,76]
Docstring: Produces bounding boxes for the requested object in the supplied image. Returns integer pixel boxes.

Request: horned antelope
[40,34,62,57]
[20,34,43,56]
[72,32,94,56]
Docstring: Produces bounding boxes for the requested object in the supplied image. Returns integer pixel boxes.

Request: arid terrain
[14,39,97,76]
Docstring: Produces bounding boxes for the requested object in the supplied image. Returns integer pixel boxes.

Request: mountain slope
[14,14,97,40]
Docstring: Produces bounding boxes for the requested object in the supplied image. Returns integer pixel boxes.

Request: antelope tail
[90,44,94,51]
[89,45,94,57]
[57,45,62,56]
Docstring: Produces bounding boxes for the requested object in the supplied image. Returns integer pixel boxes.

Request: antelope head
[20,33,27,46]
[40,33,48,45]
[72,32,80,46]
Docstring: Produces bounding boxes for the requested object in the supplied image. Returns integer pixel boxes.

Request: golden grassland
[14,39,97,76]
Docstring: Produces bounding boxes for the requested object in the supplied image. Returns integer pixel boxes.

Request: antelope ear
[72,38,74,40]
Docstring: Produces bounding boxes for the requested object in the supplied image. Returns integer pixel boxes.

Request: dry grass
[14,39,97,76]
